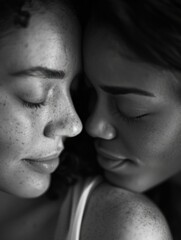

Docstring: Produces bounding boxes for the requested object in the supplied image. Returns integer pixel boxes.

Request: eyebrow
[100,85,155,97]
[10,66,66,79]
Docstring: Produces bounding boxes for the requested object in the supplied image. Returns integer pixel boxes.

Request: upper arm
[80,183,173,240]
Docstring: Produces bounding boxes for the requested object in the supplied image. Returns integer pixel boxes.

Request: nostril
[44,119,68,138]
[43,116,82,138]
[44,120,54,138]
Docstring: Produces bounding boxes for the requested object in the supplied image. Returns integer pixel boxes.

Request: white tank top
[54,177,101,240]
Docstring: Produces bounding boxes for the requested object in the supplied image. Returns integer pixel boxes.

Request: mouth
[23,153,61,174]
[95,146,135,171]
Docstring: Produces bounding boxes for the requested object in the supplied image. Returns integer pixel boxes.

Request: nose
[44,101,82,139]
[85,106,116,140]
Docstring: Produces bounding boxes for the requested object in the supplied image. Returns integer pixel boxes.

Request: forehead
[0,7,80,73]
[84,27,179,97]
[85,26,142,74]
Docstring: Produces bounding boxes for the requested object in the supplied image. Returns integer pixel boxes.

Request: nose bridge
[62,98,83,137]
[44,91,82,139]
[86,98,116,140]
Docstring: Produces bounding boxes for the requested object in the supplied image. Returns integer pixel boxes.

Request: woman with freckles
[0,0,85,239]
[0,0,173,240]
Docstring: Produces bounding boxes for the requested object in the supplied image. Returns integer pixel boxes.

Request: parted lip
[94,141,127,161]
[95,147,127,162]
[24,152,62,162]
[95,145,142,167]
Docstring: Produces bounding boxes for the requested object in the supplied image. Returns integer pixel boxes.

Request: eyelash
[120,112,148,123]
[110,100,148,123]
[22,100,45,109]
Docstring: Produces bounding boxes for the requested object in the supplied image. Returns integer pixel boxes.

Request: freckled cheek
[0,113,35,160]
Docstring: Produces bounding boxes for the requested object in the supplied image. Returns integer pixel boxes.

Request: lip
[96,147,126,161]
[95,146,133,171]
[23,153,61,174]
[32,153,61,161]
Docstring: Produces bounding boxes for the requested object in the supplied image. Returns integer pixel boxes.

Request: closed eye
[22,100,45,109]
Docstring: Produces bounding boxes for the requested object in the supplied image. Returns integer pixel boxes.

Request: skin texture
[81,183,172,240]
[0,6,82,198]
[84,26,181,193]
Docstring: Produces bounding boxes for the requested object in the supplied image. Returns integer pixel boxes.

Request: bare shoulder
[80,182,172,240]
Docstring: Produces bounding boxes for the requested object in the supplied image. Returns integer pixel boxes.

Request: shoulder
[80,182,172,240]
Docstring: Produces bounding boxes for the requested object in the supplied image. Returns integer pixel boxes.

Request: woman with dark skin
[83,0,181,239]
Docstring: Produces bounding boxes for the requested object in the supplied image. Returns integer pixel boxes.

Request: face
[0,6,82,198]
[84,26,181,192]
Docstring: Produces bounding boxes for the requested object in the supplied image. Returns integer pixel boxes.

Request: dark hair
[90,0,181,72]
[0,0,80,34]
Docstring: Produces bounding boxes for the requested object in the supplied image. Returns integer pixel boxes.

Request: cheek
[124,113,181,162]
[0,104,35,160]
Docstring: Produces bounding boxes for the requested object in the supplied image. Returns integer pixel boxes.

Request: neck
[0,190,43,222]
[0,190,61,240]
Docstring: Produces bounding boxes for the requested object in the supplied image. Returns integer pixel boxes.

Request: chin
[21,183,50,198]
[2,174,51,199]
[23,175,51,198]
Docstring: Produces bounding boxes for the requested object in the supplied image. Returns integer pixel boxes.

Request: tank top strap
[67,177,102,240]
